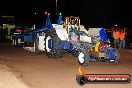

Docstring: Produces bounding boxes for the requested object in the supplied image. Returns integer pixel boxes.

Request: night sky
[0,0,132,28]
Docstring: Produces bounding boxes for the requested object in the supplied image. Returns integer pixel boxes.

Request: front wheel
[77,50,90,66]
[107,49,120,64]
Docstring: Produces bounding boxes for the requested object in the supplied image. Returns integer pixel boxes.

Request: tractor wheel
[109,49,120,64]
[77,49,90,66]
[44,30,62,58]
[113,49,120,64]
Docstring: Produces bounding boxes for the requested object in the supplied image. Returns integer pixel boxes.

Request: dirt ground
[0,43,132,88]
[0,63,29,88]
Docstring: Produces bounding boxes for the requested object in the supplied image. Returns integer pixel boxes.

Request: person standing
[113,28,120,48]
[119,29,126,50]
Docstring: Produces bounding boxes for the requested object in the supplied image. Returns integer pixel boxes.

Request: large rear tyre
[44,30,62,58]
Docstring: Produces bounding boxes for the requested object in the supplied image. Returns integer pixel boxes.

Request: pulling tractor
[14,15,119,66]
[43,16,120,65]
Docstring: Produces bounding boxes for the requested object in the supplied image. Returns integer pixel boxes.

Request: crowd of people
[112,27,127,50]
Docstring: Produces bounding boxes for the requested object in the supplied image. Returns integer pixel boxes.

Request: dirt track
[0,44,132,88]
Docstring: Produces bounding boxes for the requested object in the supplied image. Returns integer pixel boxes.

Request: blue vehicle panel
[24,34,33,43]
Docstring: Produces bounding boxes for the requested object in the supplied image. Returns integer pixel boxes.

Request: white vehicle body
[88,28,102,37]
[38,36,45,51]
[23,16,92,53]
[23,36,45,52]
[52,24,69,41]
[23,24,91,52]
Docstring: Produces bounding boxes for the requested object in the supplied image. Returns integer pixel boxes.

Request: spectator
[119,29,126,50]
[113,28,120,48]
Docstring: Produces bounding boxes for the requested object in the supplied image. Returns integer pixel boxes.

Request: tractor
[14,14,119,66]
[43,15,120,65]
